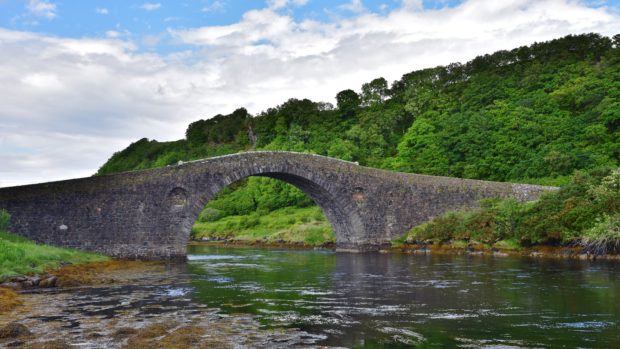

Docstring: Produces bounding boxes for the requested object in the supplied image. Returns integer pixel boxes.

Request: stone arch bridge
[0,151,553,259]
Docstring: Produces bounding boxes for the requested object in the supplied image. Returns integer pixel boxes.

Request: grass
[450,239,469,249]
[0,230,109,281]
[493,239,523,251]
[192,206,335,246]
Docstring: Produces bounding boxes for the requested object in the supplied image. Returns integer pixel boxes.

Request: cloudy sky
[0,0,619,187]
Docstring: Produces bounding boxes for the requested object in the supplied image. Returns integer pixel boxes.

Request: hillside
[98,33,620,247]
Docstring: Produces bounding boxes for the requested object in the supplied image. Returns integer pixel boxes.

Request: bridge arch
[171,156,367,249]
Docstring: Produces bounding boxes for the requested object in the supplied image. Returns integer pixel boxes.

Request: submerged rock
[29,339,71,349]
[0,323,31,339]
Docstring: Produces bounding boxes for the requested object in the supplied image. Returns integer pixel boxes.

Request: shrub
[581,214,620,255]
[493,239,522,250]
[238,215,259,229]
[493,199,529,241]
[408,211,465,243]
[197,208,223,222]
[451,240,469,249]
[588,168,620,211]
[464,209,496,243]
[0,210,9,231]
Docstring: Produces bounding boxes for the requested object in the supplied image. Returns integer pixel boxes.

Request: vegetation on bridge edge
[397,168,620,254]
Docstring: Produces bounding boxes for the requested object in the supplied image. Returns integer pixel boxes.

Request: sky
[0,0,619,187]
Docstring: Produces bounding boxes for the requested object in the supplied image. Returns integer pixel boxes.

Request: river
[2,245,620,348]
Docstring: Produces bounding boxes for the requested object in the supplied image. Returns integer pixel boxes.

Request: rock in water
[0,323,31,339]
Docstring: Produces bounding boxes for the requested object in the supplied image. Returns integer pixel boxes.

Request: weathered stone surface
[0,151,555,259]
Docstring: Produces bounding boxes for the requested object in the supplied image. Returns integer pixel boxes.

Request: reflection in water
[187,245,620,348]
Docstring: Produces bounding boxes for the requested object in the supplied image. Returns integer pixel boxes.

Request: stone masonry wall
[0,151,555,259]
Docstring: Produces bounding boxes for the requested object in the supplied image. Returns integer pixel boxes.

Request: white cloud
[26,0,57,19]
[140,2,161,11]
[202,0,225,12]
[1,0,620,186]
[96,7,109,15]
[268,0,309,10]
[400,0,423,11]
[105,30,121,38]
[339,0,366,13]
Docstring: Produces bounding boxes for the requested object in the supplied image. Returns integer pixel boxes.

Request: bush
[493,199,529,241]
[581,214,620,255]
[238,215,259,229]
[197,208,223,222]
[493,239,522,250]
[408,211,466,243]
[0,210,10,231]
[464,209,496,243]
[404,168,620,248]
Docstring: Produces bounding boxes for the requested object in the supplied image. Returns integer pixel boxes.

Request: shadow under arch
[184,169,366,249]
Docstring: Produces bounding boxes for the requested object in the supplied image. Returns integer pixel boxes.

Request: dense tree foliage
[98,33,620,236]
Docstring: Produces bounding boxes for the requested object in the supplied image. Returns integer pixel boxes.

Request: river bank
[0,257,326,348]
[189,239,620,261]
[0,261,163,313]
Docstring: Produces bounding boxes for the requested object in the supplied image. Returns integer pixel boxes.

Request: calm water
[186,245,620,348]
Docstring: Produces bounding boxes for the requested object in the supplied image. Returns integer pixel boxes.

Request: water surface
[187,245,620,348]
[3,246,620,348]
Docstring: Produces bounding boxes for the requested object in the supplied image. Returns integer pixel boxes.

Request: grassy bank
[192,206,335,246]
[0,210,108,281]
[0,231,109,281]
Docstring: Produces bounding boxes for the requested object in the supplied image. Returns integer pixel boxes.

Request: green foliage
[493,239,522,251]
[192,206,334,245]
[186,108,250,145]
[336,89,360,118]
[405,168,620,251]
[202,177,313,217]
[0,210,9,231]
[197,208,223,223]
[581,214,620,254]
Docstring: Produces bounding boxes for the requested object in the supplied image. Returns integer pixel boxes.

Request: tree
[336,89,360,118]
[361,77,388,106]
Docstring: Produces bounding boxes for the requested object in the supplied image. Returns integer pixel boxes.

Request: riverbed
[2,245,620,348]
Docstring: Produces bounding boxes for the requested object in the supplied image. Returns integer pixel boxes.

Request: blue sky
[2,1,465,39]
[4,0,613,52]
[0,0,619,186]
